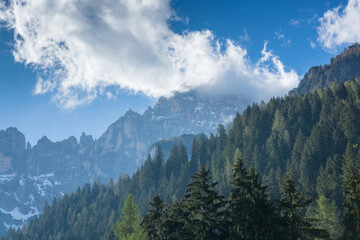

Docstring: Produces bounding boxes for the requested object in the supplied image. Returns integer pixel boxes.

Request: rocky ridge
[0,91,245,236]
[290,43,360,95]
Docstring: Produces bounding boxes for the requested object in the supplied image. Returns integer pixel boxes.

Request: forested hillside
[0,91,244,236]
[3,80,360,239]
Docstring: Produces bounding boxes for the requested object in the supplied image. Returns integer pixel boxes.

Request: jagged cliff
[0,91,245,236]
[290,43,360,95]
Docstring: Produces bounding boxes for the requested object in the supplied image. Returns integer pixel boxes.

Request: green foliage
[291,44,360,95]
[278,173,329,239]
[1,182,124,240]
[316,156,343,206]
[182,166,228,240]
[141,195,164,240]
[114,194,146,240]
[342,143,360,239]
[228,149,277,239]
[309,196,342,240]
[6,81,360,239]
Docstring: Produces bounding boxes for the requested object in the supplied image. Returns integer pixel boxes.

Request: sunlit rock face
[0,91,245,236]
[290,43,360,95]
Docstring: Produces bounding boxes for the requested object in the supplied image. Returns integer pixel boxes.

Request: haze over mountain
[2,0,351,146]
[1,0,360,238]
[4,63,360,240]
[0,90,244,236]
[1,42,360,236]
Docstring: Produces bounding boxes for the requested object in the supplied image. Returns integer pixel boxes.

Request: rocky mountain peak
[291,43,360,95]
[26,142,32,150]
[124,108,139,117]
[36,136,51,146]
[63,136,78,145]
[0,127,26,152]
[80,132,94,146]
[0,90,246,236]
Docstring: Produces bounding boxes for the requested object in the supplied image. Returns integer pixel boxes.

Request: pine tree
[228,149,277,239]
[165,173,177,202]
[211,125,227,182]
[278,173,329,239]
[159,200,192,240]
[177,141,189,167]
[340,99,359,143]
[189,138,199,175]
[228,149,249,239]
[287,130,306,184]
[141,154,156,190]
[315,156,343,206]
[182,166,229,240]
[142,194,165,240]
[166,145,179,179]
[342,143,360,239]
[154,145,165,188]
[263,167,282,200]
[198,134,209,167]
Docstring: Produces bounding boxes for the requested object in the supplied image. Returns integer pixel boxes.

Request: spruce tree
[316,156,343,206]
[154,145,165,188]
[182,166,229,240]
[278,173,328,239]
[177,141,189,167]
[342,143,360,239]
[142,194,165,240]
[189,138,200,175]
[166,145,179,179]
[158,200,192,240]
[228,149,250,239]
[228,149,277,239]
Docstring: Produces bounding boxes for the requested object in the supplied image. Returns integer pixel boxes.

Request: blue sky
[0,0,358,145]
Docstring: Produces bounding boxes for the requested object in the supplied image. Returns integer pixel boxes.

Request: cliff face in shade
[95,91,244,177]
[0,90,245,236]
[290,43,360,95]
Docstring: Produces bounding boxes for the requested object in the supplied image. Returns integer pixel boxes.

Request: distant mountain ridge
[290,43,360,95]
[3,43,360,237]
[96,91,244,174]
[5,76,360,240]
[0,90,245,236]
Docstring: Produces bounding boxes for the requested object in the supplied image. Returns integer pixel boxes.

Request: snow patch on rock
[0,173,16,183]
[0,207,39,222]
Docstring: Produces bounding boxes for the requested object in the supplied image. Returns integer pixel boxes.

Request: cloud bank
[0,0,299,108]
[318,0,360,50]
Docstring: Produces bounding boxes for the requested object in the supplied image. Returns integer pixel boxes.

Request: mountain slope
[0,91,245,236]
[95,91,244,175]
[3,43,360,236]
[290,43,360,95]
[4,80,360,240]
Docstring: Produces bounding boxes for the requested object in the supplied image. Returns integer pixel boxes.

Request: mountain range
[0,91,245,236]
[1,43,360,237]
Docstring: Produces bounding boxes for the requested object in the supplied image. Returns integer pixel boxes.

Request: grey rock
[0,90,245,236]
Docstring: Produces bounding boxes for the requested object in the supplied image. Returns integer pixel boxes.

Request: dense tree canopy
[4,81,360,239]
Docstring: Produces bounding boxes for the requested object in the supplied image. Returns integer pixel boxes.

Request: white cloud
[289,19,300,27]
[318,0,360,50]
[275,32,285,40]
[239,28,250,43]
[310,41,316,49]
[0,0,300,108]
[274,31,291,46]
[201,41,299,101]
